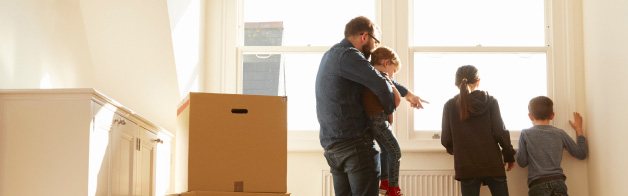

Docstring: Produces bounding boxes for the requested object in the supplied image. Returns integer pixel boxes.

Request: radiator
[322,170,461,196]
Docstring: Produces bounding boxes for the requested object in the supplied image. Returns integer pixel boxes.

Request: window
[239,0,376,131]
[413,0,545,47]
[218,0,578,150]
[411,0,548,136]
[242,53,322,131]
[413,53,547,132]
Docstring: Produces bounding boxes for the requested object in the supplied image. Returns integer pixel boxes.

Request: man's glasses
[361,33,380,46]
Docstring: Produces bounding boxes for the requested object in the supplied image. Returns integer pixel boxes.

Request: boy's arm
[441,103,454,155]
[516,131,529,167]
[564,112,588,160]
[391,79,429,109]
[387,82,400,124]
[391,79,408,97]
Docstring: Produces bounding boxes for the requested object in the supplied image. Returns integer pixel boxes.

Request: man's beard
[362,45,372,60]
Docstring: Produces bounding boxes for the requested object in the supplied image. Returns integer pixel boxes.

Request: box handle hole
[231,109,248,114]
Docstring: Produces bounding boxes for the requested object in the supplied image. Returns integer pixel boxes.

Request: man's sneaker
[388,186,404,196]
[379,180,389,195]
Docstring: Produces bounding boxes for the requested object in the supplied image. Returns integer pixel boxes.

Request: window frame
[215,0,579,152]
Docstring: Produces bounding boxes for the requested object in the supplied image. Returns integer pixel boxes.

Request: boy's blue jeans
[369,112,402,187]
[460,176,510,196]
[528,179,568,196]
[323,137,380,196]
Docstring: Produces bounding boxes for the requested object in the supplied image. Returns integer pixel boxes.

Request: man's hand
[405,91,429,109]
[505,162,515,171]
[569,112,584,136]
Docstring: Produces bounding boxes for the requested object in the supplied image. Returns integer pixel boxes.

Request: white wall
[0,0,181,133]
[79,0,180,132]
[582,0,628,195]
[0,0,95,89]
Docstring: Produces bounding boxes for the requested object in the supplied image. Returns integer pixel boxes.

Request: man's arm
[339,50,396,114]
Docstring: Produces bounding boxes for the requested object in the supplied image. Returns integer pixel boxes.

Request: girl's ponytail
[457,78,470,120]
[455,65,479,120]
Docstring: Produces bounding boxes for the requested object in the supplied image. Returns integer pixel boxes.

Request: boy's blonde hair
[370,46,401,72]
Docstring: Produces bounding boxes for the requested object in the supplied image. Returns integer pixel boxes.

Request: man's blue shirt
[315,39,408,150]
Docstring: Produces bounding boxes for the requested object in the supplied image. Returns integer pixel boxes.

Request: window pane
[413,53,547,131]
[243,0,375,46]
[414,0,545,46]
[242,53,321,131]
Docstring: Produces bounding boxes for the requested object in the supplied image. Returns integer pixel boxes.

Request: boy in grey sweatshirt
[516,96,588,196]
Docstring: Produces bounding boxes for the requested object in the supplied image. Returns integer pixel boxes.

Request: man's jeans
[460,176,510,196]
[369,112,401,187]
[528,179,568,196]
[324,140,380,196]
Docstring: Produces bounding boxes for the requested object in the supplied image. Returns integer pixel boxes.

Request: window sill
[287,131,520,152]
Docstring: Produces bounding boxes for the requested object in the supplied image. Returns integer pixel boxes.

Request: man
[315,16,427,196]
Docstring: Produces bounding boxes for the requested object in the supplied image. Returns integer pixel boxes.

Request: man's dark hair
[528,96,554,120]
[344,16,378,38]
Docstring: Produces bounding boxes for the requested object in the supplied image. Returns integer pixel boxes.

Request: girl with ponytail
[441,65,516,196]
[455,65,480,120]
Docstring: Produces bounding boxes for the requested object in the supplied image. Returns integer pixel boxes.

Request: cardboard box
[177,93,287,193]
[180,191,290,196]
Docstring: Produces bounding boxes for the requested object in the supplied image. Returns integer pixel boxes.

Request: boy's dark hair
[528,96,554,120]
[344,16,379,38]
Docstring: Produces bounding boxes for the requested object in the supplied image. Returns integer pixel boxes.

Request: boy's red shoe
[379,180,389,195]
[388,186,404,196]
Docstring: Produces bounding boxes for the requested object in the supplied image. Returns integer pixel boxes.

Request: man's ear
[528,113,535,121]
[549,112,555,120]
[360,32,369,44]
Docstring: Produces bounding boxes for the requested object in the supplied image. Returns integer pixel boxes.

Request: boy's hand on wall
[569,112,584,136]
